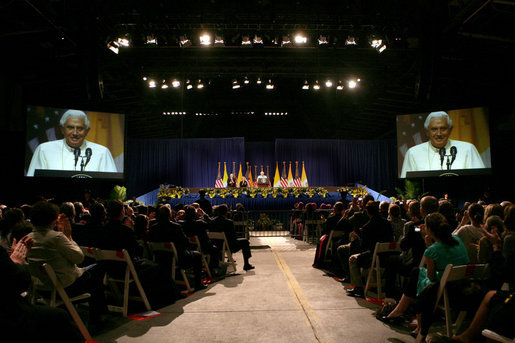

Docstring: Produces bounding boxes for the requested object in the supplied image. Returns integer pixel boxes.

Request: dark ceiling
[2,0,515,141]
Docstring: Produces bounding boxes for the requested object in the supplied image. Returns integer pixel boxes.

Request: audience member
[388,203,406,242]
[453,203,484,263]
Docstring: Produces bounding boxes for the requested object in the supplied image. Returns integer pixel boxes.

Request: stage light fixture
[370,38,383,49]
[348,80,357,89]
[377,44,387,53]
[266,80,274,89]
[345,36,357,45]
[142,76,148,81]
[281,36,292,47]
[107,41,119,54]
[302,80,310,90]
[256,77,262,84]
[294,34,307,45]
[325,80,333,88]
[253,35,263,45]
[179,35,191,47]
[145,35,157,45]
[117,37,130,47]
[318,35,329,46]
[161,80,169,89]
[243,77,250,85]
[172,80,181,88]
[148,80,157,88]
[214,35,224,46]
[313,81,321,90]
[197,80,204,89]
[200,34,211,46]
[232,79,241,89]
[336,81,344,90]
[186,80,193,90]
[241,35,252,46]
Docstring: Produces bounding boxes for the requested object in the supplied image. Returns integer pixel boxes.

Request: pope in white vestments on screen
[400,111,485,178]
[27,110,117,176]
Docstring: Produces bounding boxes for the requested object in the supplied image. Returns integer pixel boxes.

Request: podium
[256,177,270,187]
[405,168,491,178]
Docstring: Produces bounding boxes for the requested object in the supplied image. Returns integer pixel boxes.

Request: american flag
[293,161,302,187]
[280,161,289,187]
[215,162,224,188]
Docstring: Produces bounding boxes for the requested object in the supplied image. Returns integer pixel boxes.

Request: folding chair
[364,241,402,300]
[433,263,488,337]
[148,241,194,293]
[323,230,348,263]
[482,329,514,343]
[207,231,237,273]
[303,219,323,243]
[94,248,151,317]
[28,263,93,342]
[188,235,212,279]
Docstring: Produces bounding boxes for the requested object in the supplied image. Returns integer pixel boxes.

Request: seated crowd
[0,195,254,341]
[310,195,514,342]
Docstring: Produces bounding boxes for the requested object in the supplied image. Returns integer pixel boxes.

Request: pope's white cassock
[27,139,117,176]
[400,139,485,178]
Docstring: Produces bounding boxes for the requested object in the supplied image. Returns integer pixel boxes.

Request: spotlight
[256,77,262,84]
[179,35,191,47]
[318,35,328,46]
[161,80,169,89]
[294,34,307,45]
[336,81,344,90]
[345,36,357,45]
[325,80,333,88]
[281,36,292,47]
[197,80,204,89]
[107,41,119,54]
[266,80,274,89]
[348,80,357,89]
[377,44,387,53]
[186,80,193,90]
[313,81,320,90]
[370,38,383,49]
[232,79,240,89]
[243,77,250,85]
[242,35,252,46]
[200,34,211,46]
[117,37,130,47]
[214,35,224,46]
[145,35,157,45]
[302,80,310,90]
[253,35,263,45]
[142,76,148,81]
[148,80,157,88]
[172,80,181,88]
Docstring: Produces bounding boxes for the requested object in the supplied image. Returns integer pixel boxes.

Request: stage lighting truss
[231,111,255,115]
[195,112,219,116]
[163,111,186,116]
[264,112,288,116]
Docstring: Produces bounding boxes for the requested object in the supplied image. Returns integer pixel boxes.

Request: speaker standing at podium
[400,111,485,178]
[27,110,117,176]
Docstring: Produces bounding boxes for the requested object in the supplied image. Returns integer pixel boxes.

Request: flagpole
[266,165,270,186]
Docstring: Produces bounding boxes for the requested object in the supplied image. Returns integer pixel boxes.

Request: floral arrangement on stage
[337,185,369,198]
[157,184,190,203]
[198,187,329,199]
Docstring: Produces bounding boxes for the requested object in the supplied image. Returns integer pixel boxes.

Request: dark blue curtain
[127,138,244,196]
[127,138,395,197]
[275,139,396,191]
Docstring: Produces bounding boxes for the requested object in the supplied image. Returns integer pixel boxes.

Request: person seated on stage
[209,204,254,271]
[149,205,207,291]
[227,173,237,188]
[178,205,220,271]
[239,176,249,188]
[27,109,118,176]
[1,235,83,343]
[256,171,269,186]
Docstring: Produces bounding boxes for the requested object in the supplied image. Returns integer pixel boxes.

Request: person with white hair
[400,111,485,178]
[27,109,117,176]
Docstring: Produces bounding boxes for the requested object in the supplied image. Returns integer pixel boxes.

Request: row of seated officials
[312,194,515,343]
[0,198,254,343]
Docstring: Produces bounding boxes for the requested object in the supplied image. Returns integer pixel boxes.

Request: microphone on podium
[85,148,92,167]
[74,148,81,168]
[439,148,446,168]
[450,146,457,165]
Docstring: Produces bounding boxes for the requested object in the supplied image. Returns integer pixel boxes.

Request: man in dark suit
[196,190,213,216]
[149,205,206,291]
[209,204,254,271]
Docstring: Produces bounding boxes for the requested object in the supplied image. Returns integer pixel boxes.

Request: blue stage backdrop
[126,138,396,197]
